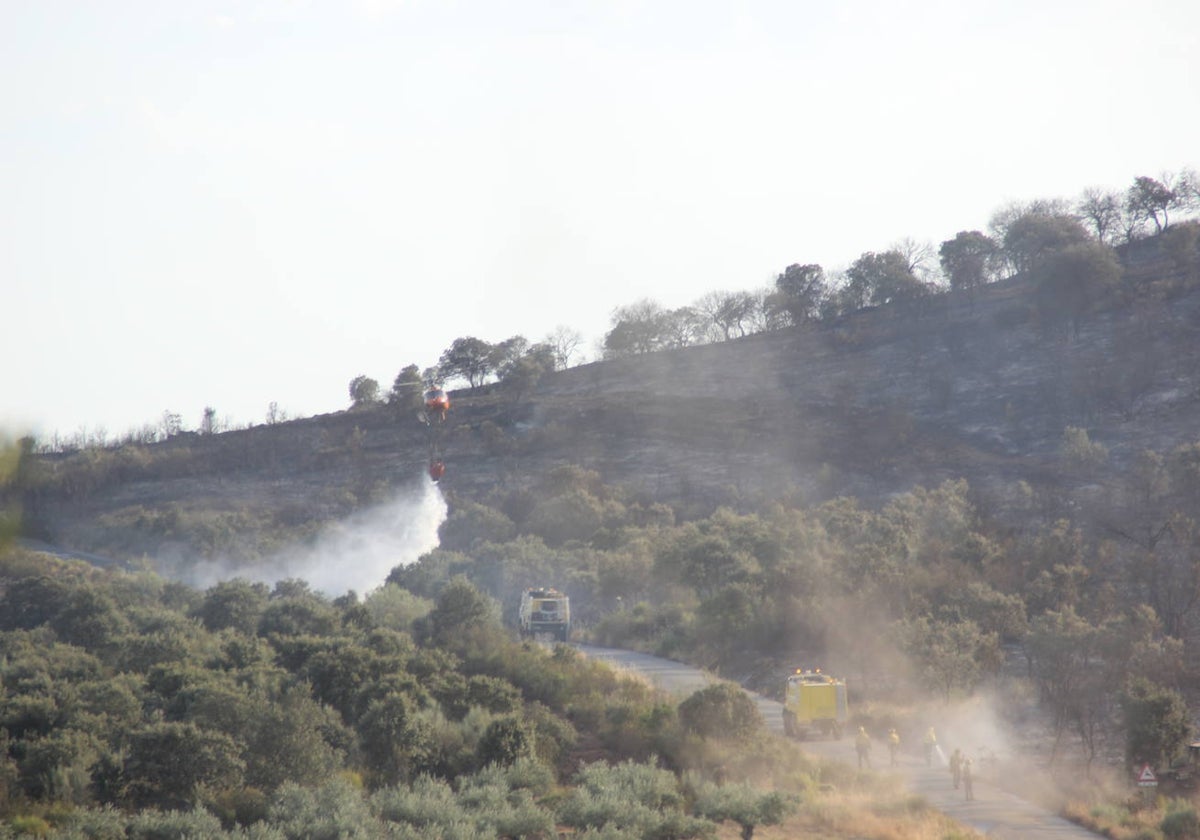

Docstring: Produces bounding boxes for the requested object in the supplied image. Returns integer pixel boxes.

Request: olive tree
[388,364,424,412]
[348,375,380,408]
[900,617,1001,703]
[1126,175,1177,235]
[1003,213,1092,276]
[939,231,998,294]
[844,250,926,308]
[438,336,495,390]
[772,263,826,324]
[1120,677,1190,772]
[691,777,797,840]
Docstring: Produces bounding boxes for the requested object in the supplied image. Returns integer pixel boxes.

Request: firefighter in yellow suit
[923,727,938,766]
[855,726,872,769]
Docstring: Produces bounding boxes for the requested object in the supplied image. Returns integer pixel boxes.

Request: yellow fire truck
[782,668,848,739]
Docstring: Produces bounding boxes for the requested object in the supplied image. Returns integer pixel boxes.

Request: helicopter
[390,376,452,481]
[420,382,450,481]
[422,386,450,425]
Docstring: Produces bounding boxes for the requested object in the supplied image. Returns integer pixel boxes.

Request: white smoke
[181,476,447,596]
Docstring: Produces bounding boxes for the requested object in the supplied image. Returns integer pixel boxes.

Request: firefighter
[855,726,872,769]
[962,757,974,801]
[923,727,938,766]
[949,748,963,788]
[887,728,900,766]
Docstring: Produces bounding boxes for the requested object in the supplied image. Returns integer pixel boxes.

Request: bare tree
[747,287,780,333]
[695,290,757,341]
[1076,187,1124,245]
[661,306,708,348]
[159,411,183,439]
[891,237,938,283]
[1172,167,1200,217]
[545,325,583,370]
[200,407,218,435]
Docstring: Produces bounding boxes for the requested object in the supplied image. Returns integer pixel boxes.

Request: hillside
[19,235,1200,566]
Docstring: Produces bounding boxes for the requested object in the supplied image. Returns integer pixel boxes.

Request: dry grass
[1061,791,1200,840]
[708,786,983,840]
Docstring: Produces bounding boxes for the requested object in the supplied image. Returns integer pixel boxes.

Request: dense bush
[1162,805,1200,840]
[678,684,763,744]
[0,544,800,830]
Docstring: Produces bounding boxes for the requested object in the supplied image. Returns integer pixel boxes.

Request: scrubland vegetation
[0,546,983,839]
[8,433,1200,836]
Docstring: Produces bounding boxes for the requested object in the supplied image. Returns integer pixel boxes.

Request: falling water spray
[181,476,448,595]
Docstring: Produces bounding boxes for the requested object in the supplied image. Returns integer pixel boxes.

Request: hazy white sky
[3,0,1198,440]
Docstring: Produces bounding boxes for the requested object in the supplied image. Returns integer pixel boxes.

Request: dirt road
[579,644,1104,840]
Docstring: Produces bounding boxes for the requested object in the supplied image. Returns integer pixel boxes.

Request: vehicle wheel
[783,712,795,737]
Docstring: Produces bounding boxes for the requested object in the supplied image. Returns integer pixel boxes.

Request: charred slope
[22,240,1200,556]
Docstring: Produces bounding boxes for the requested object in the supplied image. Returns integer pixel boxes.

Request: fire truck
[782,668,848,739]
[518,587,571,642]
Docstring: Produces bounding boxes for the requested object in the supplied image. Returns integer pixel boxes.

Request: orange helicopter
[421,383,450,482]
[422,386,450,424]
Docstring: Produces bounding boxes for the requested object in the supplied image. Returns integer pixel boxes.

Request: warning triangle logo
[1138,765,1157,782]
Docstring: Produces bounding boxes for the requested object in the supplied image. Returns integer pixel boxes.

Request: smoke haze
[178,477,447,595]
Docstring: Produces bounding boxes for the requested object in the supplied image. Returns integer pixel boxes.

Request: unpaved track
[579,645,1103,840]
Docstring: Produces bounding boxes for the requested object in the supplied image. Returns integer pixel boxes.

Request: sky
[3,0,1198,442]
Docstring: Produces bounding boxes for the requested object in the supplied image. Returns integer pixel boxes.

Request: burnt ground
[20,236,1200,560]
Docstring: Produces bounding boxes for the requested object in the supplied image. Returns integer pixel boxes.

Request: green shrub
[7,815,50,838]
[468,757,555,796]
[124,808,225,840]
[570,760,684,811]
[371,775,462,829]
[208,786,270,828]
[268,778,378,839]
[456,776,554,838]
[362,585,432,632]
[677,683,763,743]
[41,805,126,840]
[1162,806,1200,839]
[476,717,534,768]
[690,776,798,839]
